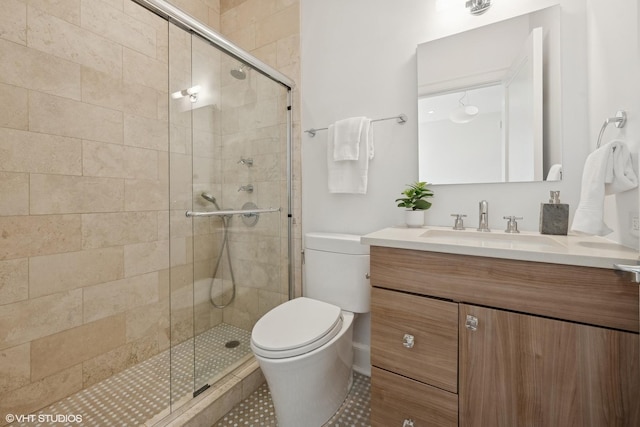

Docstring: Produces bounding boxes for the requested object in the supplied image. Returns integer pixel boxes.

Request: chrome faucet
[238,184,254,193]
[477,200,490,232]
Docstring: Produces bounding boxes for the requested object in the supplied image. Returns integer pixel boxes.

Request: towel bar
[596,110,627,148]
[304,113,407,137]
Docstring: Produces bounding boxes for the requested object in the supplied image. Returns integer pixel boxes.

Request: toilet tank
[303,232,370,313]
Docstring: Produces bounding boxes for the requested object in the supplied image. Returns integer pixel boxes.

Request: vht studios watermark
[5,414,83,424]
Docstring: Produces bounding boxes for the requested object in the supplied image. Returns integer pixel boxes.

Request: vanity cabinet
[370,246,639,427]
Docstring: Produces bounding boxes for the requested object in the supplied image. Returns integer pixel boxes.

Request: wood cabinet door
[459,304,639,427]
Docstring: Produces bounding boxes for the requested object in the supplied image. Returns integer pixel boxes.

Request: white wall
[300,0,639,371]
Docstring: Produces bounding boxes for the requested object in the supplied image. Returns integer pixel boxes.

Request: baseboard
[352,342,371,377]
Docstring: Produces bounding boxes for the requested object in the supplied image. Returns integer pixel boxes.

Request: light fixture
[171,85,201,103]
[449,92,479,123]
[465,0,491,15]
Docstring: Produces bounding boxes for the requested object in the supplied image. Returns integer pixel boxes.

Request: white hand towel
[327,118,373,194]
[332,117,366,161]
[571,140,638,236]
[546,164,562,180]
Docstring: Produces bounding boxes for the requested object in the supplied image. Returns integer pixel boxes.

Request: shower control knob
[402,419,415,427]
[402,333,415,349]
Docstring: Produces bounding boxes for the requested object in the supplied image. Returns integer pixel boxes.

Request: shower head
[201,192,221,210]
[230,64,247,80]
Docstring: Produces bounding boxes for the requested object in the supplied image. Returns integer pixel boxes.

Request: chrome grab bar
[613,263,640,283]
[185,207,281,218]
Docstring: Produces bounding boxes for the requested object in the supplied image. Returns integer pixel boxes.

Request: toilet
[250,232,370,427]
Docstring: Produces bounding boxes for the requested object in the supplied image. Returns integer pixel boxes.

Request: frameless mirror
[417,6,562,185]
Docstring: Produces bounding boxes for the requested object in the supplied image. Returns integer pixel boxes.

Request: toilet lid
[251,297,343,359]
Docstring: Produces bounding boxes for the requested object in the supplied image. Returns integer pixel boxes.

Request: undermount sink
[419,228,567,251]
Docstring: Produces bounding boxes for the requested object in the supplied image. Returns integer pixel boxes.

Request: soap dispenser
[539,191,569,235]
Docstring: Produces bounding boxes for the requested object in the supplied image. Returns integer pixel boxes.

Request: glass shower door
[169,27,290,404]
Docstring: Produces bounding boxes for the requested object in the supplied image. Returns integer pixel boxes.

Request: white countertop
[361,226,639,269]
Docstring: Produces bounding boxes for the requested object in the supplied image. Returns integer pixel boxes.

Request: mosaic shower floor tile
[15,324,251,427]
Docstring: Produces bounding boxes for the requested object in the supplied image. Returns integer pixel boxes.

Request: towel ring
[596,110,627,148]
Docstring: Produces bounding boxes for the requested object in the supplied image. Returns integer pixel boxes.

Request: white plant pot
[405,210,425,228]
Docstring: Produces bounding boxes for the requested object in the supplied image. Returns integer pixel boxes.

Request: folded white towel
[332,117,366,161]
[571,140,638,236]
[546,164,562,181]
[327,118,373,194]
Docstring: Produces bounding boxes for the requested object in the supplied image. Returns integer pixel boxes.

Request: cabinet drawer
[371,287,458,393]
[371,366,458,427]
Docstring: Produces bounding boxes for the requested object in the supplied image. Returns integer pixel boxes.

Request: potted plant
[396,181,434,227]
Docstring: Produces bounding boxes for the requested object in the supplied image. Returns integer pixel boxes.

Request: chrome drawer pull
[402,334,415,348]
[465,315,478,331]
[403,419,415,427]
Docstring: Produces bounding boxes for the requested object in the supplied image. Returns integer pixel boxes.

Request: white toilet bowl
[250,232,370,426]
[251,297,355,427]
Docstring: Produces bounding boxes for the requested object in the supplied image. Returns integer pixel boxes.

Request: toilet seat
[251,297,343,359]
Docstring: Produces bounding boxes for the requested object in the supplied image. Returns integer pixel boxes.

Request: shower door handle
[186,207,281,217]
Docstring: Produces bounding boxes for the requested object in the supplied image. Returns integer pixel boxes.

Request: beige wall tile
[0,365,82,420]
[0,0,26,45]
[80,66,123,111]
[0,343,30,394]
[0,39,81,100]
[124,240,170,277]
[29,0,81,25]
[220,0,248,14]
[169,0,210,24]
[276,33,299,68]
[83,272,160,323]
[123,48,167,93]
[125,300,165,342]
[0,258,28,305]
[27,5,122,76]
[82,334,159,387]
[0,83,28,130]
[30,314,126,381]
[0,172,28,216]
[0,214,82,261]
[82,141,158,180]
[158,210,170,240]
[81,66,159,120]
[80,0,157,59]
[255,3,298,48]
[29,247,124,298]
[30,174,124,215]
[0,289,83,350]
[0,128,82,175]
[29,91,123,144]
[170,237,188,267]
[124,178,168,212]
[82,211,158,249]
[124,114,168,151]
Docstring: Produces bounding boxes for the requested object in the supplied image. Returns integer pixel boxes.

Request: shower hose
[209,214,236,309]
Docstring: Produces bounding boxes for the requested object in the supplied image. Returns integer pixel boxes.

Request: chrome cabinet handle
[614,263,640,283]
[402,419,415,427]
[402,334,415,348]
[465,315,478,331]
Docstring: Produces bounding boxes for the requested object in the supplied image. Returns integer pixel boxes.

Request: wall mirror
[417,6,562,185]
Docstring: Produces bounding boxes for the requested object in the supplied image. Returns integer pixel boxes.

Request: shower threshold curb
[150,356,264,427]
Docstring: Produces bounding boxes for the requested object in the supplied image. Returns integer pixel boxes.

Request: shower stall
[0,0,293,425]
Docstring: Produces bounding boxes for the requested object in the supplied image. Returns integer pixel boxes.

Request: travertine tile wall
[0,0,300,421]
[0,0,172,420]
[219,0,303,302]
